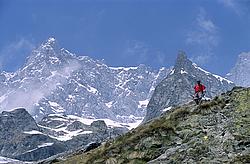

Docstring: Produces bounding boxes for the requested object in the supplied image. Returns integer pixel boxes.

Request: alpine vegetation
[59,87,250,163]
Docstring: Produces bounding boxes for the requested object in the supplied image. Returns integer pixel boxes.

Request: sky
[0,0,249,76]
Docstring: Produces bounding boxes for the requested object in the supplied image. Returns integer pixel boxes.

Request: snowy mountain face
[226,52,250,87]
[0,38,170,124]
[143,52,235,122]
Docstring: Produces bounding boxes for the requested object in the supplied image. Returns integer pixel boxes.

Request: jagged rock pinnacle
[143,51,235,122]
[174,51,192,72]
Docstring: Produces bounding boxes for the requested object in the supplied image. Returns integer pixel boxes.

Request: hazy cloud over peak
[123,40,168,66]
[197,9,217,33]
[186,8,219,66]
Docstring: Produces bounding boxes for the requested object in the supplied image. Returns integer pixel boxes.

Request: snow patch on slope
[0,95,7,104]
[67,115,142,130]
[48,101,64,113]
[105,101,113,108]
[23,130,43,135]
[138,99,149,108]
[109,66,138,71]
[0,156,24,164]
[192,63,233,84]
[162,106,172,112]
[181,69,188,74]
[38,143,54,148]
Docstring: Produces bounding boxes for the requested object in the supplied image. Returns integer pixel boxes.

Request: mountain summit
[174,51,193,71]
[143,51,234,122]
[0,38,170,125]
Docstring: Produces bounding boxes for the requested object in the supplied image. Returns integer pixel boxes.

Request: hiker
[193,80,206,105]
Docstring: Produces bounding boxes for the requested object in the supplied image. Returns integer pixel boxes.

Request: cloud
[186,8,219,65]
[0,38,35,71]
[124,40,149,64]
[0,59,81,114]
[123,40,168,66]
[218,0,238,10]
[218,0,250,16]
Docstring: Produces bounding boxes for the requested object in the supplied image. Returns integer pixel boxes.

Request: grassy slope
[57,87,250,164]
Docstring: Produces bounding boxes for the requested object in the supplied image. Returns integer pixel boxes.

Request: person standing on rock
[193,80,206,105]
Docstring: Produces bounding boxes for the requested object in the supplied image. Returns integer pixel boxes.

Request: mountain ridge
[143,51,234,122]
[0,38,171,124]
[0,107,129,161]
[57,87,250,163]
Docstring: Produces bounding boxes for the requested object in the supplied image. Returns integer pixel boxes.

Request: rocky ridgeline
[0,38,170,123]
[0,108,64,161]
[59,87,250,164]
[143,51,234,122]
[0,108,128,162]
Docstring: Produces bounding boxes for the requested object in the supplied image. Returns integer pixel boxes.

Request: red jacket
[194,84,206,93]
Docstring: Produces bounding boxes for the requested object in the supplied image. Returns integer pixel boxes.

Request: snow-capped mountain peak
[0,38,171,124]
[41,37,57,49]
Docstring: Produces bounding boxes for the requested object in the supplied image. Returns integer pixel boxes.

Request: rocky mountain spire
[174,51,193,73]
[143,51,234,122]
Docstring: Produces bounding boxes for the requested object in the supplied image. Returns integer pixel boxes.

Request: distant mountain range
[1,38,248,125]
[0,38,170,126]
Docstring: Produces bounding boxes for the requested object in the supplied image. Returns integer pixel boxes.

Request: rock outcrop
[0,108,128,162]
[0,108,65,161]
